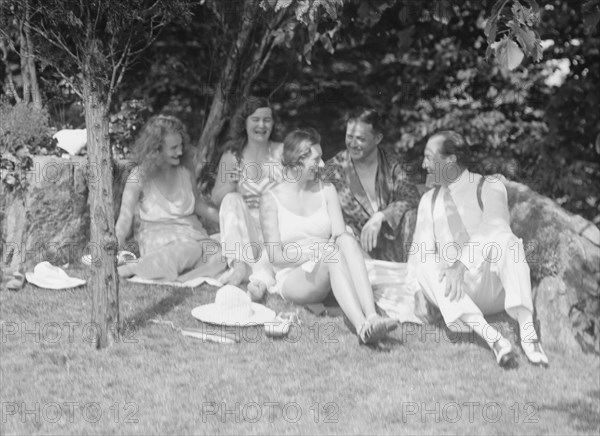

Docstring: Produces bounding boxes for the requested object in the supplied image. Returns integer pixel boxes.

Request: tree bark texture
[195,0,261,177]
[82,74,120,349]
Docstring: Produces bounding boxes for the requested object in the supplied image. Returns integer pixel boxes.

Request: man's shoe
[491,337,517,367]
[521,339,549,367]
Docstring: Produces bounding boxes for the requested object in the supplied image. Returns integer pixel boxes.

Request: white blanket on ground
[126,275,223,288]
[125,233,227,288]
[366,259,422,324]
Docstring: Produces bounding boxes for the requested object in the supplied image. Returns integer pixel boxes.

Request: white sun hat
[191,285,276,326]
[25,262,86,290]
[53,128,87,155]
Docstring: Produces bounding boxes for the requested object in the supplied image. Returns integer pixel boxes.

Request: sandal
[117,250,137,266]
[7,271,25,291]
[358,314,396,345]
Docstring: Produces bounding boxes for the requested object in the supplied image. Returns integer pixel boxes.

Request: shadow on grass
[365,336,405,353]
[124,286,194,330]
[540,389,600,433]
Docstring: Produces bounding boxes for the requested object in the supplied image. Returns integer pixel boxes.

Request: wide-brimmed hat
[191,285,276,326]
[25,262,86,290]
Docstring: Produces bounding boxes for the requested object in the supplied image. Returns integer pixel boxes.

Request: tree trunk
[194,0,260,177]
[24,22,42,108]
[82,75,120,349]
[19,26,31,103]
[4,66,21,103]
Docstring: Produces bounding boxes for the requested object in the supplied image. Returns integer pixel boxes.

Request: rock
[1,156,89,271]
[504,177,600,354]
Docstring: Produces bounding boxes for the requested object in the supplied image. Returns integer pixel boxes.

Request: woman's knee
[324,244,346,269]
[221,192,245,209]
[333,231,356,248]
[221,192,244,204]
[284,284,330,305]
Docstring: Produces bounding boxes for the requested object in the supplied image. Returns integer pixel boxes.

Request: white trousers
[219,192,275,287]
[415,233,534,327]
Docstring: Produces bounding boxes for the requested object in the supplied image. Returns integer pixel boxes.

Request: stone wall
[1,156,89,272]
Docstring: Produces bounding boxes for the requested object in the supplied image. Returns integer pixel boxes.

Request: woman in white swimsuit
[260,128,399,345]
[212,97,283,300]
[116,115,226,281]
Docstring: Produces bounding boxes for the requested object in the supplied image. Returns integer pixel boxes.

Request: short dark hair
[346,108,383,135]
[429,130,470,166]
[282,128,321,168]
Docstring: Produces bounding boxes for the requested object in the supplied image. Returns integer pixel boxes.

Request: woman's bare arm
[259,190,311,268]
[115,171,143,249]
[188,169,219,224]
[323,183,348,238]
[210,151,239,207]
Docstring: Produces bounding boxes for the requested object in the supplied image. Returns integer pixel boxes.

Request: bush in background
[0,99,57,191]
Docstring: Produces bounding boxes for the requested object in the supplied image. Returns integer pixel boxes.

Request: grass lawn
[1,268,599,435]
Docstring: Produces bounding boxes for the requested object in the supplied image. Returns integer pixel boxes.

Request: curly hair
[132,115,194,183]
[223,96,277,160]
[282,128,321,169]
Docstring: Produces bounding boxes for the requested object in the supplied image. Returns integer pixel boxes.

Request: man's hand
[360,212,385,253]
[439,261,467,302]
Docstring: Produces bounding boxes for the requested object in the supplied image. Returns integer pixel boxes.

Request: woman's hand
[243,193,261,209]
[211,151,239,207]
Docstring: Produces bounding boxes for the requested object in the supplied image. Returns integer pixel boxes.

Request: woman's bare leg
[333,233,377,318]
[281,251,367,330]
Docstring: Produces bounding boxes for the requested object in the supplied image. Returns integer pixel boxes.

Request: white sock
[516,308,539,342]
[461,314,503,348]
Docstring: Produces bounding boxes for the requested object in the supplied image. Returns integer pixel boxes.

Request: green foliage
[485,0,543,70]
[109,99,152,159]
[0,99,57,191]
[257,0,598,223]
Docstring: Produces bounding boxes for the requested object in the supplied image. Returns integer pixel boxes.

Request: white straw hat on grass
[191,285,276,326]
[25,262,86,290]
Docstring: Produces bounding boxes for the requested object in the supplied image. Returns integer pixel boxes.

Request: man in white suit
[408,130,548,367]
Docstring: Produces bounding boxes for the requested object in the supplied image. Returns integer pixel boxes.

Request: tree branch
[30,22,80,64]
[34,50,83,99]
[107,31,132,106]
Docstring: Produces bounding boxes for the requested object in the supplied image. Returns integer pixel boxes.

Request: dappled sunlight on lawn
[1,278,599,434]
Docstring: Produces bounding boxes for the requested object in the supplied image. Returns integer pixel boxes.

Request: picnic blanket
[366,259,422,324]
[126,260,235,288]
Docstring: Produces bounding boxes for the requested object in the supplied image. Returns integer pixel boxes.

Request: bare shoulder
[270,141,284,151]
[322,182,339,201]
[270,141,284,159]
[123,166,144,195]
[218,150,237,165]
